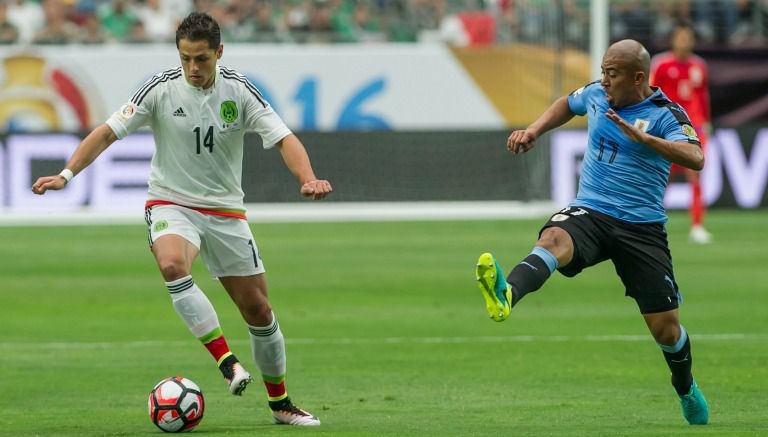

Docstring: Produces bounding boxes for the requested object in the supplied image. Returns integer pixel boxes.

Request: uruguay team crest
[633,118,650,132]
[220,100,238,123]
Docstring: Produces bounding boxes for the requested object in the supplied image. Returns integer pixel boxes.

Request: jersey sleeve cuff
[105,118,128,140]
[261,126,293,149]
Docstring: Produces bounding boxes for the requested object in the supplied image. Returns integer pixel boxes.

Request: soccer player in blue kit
[475,39,709,425]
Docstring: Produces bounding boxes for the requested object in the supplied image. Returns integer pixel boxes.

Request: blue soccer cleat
[679,379,709,425]
[475,252,513,322]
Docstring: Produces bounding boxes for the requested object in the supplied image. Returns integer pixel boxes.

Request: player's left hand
[300,179,333,200]
[606,109,648,144]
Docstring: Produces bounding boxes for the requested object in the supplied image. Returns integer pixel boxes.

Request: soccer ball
[148,377,205,433]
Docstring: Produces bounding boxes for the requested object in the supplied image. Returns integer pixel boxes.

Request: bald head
[600,39,654,107]
[605,39,651,77]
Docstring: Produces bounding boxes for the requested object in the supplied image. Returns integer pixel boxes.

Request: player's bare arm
[507,96,575,154]
[276,134,333,200]
[606,109,704,171]
[32,124,118,195]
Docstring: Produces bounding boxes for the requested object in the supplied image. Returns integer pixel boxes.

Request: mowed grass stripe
[1,332,765,350]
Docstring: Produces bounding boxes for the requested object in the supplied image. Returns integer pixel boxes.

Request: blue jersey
[567,81,700,223]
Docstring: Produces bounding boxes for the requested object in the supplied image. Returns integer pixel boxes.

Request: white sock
[165,275,220,338]
[248,313,286,380]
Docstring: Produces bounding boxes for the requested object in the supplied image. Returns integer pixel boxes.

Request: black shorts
[541,206,681,314]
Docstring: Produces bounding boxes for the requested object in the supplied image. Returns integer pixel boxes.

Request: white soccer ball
[148,376,205,433]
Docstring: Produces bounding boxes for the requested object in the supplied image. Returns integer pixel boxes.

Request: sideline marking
[0,201,556,226]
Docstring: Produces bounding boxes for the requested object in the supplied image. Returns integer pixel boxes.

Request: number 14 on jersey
[193,126,214,154]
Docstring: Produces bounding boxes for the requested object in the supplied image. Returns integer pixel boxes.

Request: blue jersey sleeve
[567,81,600,116]
[657,104,701,145]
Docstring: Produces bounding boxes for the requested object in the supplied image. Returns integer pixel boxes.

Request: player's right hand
[507,129,537,154]
[31,175,67,195]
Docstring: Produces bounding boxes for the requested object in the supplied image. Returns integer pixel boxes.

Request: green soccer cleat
[475,252,513,322]
[679,379,709,425]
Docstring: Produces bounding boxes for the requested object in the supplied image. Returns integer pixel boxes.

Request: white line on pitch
[0,201,557,226]
[0,333,763,350]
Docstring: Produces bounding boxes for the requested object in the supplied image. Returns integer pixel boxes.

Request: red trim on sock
[264,381,286,399]
[204,336,231,362]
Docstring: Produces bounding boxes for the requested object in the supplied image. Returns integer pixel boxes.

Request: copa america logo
[0,53,104,133]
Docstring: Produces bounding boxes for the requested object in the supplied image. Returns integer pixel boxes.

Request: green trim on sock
[198,327,224,344]
[268,393,289,402]
[262,373,286,384]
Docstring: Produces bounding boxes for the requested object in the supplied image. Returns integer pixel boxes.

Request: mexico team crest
[153,220,168,232]
[220,100,238,123]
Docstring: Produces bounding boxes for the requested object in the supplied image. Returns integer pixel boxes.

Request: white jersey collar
[182,64,220,92]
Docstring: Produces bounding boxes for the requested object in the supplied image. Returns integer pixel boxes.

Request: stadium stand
[0,0,766,48]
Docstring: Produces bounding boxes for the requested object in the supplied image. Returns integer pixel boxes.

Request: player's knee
[652,323,680,345]
[537,228,556,249]
[157,259,189,281]
[241,300,272,325]
[255,303,273,321]
[537,227,573,264]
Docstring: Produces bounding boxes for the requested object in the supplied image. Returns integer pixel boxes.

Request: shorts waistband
[145,200,247,220]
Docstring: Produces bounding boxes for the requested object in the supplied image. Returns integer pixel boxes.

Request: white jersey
[106,65,291,212]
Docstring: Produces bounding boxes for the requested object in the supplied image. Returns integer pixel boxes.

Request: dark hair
[176,12,220,49]
[671,21,695,37]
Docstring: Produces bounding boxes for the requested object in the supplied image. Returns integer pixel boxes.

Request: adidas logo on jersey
[173,107,186,117]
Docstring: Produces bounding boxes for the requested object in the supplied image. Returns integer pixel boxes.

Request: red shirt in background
[650,52,711,128]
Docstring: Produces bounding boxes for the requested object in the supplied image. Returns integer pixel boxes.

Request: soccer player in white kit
[32,12,330,427]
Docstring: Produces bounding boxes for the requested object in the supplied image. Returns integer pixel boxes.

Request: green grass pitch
[1,210,766,436]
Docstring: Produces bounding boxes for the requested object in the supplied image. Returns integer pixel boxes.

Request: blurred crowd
[1,0,767,47]
[610,0,768,47]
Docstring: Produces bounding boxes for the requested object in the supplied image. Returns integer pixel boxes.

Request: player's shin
[506,246,558,306]
[248,312,288,403]
[659,325,693,395]
[166,275,237,364]
[166,275,251,394]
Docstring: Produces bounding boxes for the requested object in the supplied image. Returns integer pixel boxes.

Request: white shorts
[145,204,265,277]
